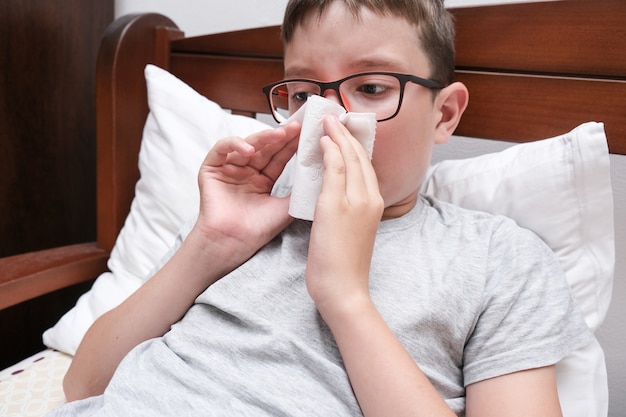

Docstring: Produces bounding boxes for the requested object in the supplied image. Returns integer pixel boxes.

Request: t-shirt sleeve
[462,219,592,386]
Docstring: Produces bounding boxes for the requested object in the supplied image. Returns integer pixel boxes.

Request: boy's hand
[306,115,384,317]
[196,122,300,263]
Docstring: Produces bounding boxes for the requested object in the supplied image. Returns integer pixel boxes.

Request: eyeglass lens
[269,73,403,122]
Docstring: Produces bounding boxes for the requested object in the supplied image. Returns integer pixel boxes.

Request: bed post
[95,14,183,253]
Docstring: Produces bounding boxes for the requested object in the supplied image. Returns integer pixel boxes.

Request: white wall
[115,1,625,416]
[114,0,556,36]
[115,0,288,36]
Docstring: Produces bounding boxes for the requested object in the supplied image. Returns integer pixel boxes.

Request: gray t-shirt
[48,196,591,416]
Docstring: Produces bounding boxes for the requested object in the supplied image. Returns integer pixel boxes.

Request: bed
[0,0,623,415]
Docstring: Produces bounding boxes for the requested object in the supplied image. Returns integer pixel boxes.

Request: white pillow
[421,122,613,417]
[43,65,273,354]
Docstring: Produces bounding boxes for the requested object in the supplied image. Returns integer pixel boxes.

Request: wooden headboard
[2,0,624,310]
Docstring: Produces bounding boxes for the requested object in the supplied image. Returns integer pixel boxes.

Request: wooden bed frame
[0,0,624,330]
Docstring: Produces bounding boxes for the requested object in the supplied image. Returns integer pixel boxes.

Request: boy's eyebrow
[283,66,312,79]
[350,57,408,72]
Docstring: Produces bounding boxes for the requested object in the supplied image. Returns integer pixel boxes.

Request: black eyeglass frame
[262,71,444,123]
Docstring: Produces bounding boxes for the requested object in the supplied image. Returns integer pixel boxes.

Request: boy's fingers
[204,136,255,167]
[319,135,347,198]
[205,122,300,177]
[245,121,300,151]
[260,134,299,181]
[323,115,372,195]
[247,122,301,174]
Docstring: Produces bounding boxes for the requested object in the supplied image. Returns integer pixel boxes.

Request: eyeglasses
[262,71,443,124]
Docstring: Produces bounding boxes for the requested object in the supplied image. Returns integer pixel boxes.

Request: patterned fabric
[0,349,70,416]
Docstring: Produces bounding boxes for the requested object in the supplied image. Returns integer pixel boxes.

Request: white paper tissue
[283,95,376,221]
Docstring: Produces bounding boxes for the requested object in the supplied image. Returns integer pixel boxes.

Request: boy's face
[284,2,448,218]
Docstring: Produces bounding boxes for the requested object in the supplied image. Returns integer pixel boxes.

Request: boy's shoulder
[420,194,553,260]
[421,194,512,227]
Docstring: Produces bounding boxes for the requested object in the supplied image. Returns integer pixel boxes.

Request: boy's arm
[63,124,300,402]
[63,227,240,401]
[465,366,562,416]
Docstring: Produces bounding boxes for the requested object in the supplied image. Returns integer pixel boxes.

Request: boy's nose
[321,89,350,111]
[322,89,341,103]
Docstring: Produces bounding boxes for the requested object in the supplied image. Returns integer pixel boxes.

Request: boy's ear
[434,82,469,144]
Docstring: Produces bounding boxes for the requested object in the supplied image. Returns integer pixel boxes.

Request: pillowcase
[42,65,273,354]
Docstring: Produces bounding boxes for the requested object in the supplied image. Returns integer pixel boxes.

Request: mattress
[0,349,70,416]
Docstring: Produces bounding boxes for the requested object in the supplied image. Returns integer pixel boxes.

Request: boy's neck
[381,191,419,220]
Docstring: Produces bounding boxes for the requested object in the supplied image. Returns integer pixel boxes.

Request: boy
[52,0,591,416]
